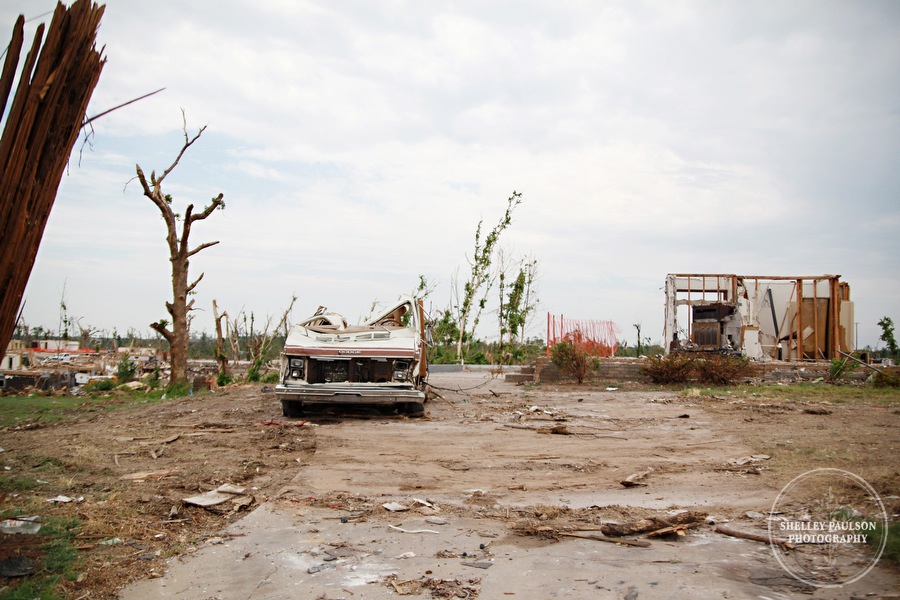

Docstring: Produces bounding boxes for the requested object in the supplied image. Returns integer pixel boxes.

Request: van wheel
[401,402,425,417]
[281,400,305,418]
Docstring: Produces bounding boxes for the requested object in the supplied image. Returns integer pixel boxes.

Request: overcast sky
[4,0,899,349]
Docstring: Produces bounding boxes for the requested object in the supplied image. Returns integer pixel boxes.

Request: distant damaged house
[664,274,854,361]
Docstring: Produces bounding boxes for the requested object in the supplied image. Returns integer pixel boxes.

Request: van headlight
[288,358,304,379]
[393,361,409,381]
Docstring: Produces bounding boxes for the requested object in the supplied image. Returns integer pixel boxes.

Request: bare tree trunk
[135,113,224,386]
[0,2,105,362]
[212,300,228,378]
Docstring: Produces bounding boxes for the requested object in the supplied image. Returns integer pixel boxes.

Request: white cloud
[2,0,898,348]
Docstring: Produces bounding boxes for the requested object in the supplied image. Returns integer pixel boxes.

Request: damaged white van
[275,295,429,417]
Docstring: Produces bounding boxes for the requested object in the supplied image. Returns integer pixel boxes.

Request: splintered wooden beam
[0,1,105,360]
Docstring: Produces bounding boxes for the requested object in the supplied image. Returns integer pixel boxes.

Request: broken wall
[664,274,854,361]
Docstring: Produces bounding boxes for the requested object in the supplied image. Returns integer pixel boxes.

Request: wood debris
[183,484,253,508]
[559,531,651,547]
[119,469,179,481]
[620,467,654,487]
[593,510,706,537]
[715,523,793,550]
[138,434,181,446]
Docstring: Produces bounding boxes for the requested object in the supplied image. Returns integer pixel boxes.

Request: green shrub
[115,353,137,383]
[551,340,595,384]
[146,365,162,389]
[246,358,264,382]
[827,357,859,383]
[83,378,116,392]
[641,354,754,386]
[872,370,900,388]
[217,371,234,387]
[465,350,488,365]
[641,354,695,384]
[165,381,191,397]
[693,355,755,385]
[261,371,280,384]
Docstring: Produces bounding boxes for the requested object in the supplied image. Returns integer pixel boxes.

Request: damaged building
[664,274,854,361]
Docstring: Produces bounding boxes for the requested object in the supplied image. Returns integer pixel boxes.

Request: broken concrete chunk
[726,455,771,466]
[47,495,83,503]
[382,502,410,512]
[324,547,354,559]
[308,562,336,574]
[461,561,493,569]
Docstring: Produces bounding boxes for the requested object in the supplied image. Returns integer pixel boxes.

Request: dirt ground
[1,370,898,598]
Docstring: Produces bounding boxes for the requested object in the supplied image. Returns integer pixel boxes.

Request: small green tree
[878,316,898,361]
[116,353,137,383]
[827,357,859,383]
[451,191,522,361]
[505,258,538,346]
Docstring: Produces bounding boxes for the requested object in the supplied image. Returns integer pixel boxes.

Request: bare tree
[75,317,98,350]
[135,116,224,386]
[212,299,229,379]
[227,296,297,381]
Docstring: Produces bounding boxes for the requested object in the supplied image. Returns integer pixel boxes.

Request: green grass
[0,388,187,428]
[0,475,42,492]
[869,521,900,565]
[690,382,900,406]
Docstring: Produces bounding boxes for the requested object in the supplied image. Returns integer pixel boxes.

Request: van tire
[401,402,425,417]
[281,400,305,418]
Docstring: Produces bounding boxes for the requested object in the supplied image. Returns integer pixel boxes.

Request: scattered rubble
[1,374,896,599]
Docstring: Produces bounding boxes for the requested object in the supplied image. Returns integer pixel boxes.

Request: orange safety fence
[546,313,620,357]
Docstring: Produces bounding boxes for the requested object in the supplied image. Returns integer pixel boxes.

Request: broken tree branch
[388,525,439,535]
[158,109,204,185]
[82,86,165,126]
[715,523,793,550]
[558,532,651,548]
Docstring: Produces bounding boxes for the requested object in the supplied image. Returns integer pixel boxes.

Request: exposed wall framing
[663,274,854,361]
[0,1,105,361]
